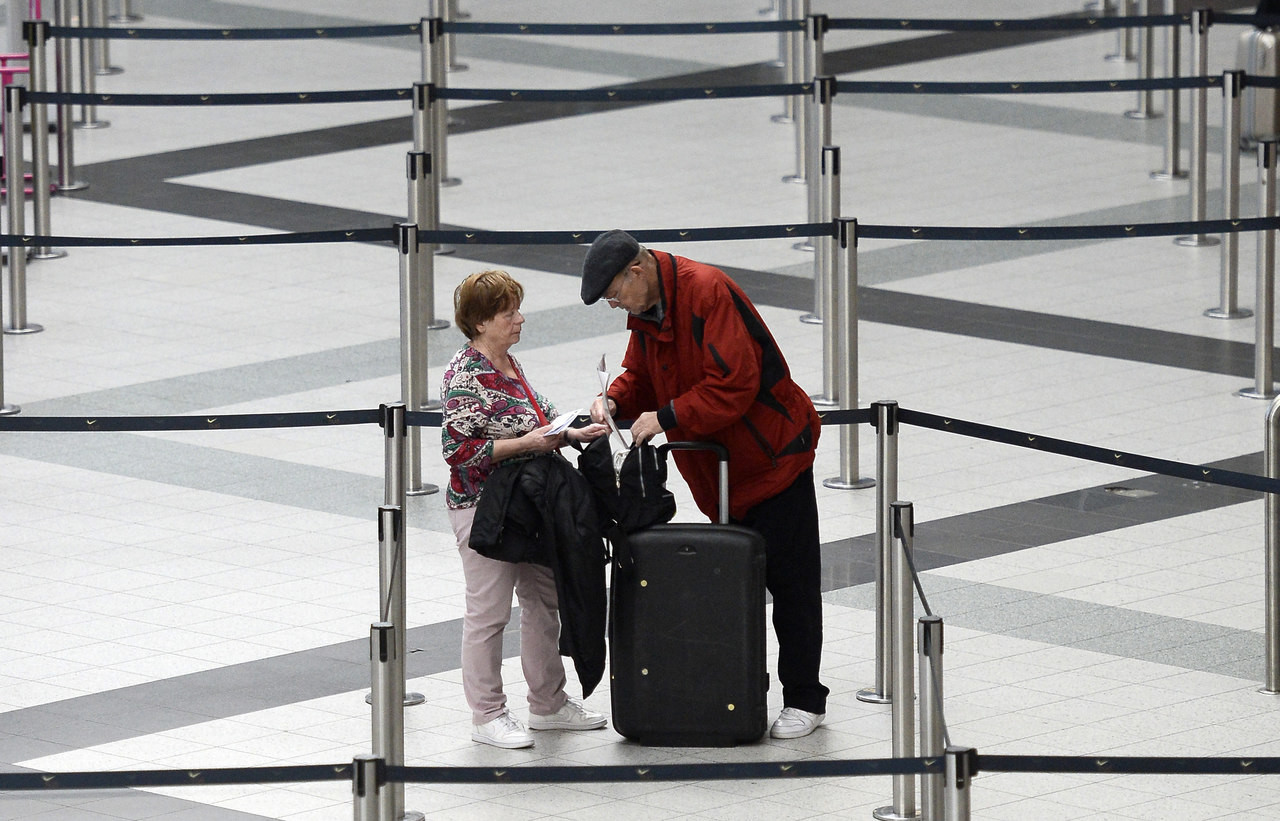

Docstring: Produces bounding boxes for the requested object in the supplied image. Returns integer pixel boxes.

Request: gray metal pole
[1208,71,1249,319]
[75,0,108,129]
[1264,395,1280,695]
[397,223,440,496]
[798,72,833,284]
[1125,0,1158,119]
[25,21,64,261]
[369,620,408,821]
[919,616,944,821]
[4,86,40,336]
[1107,0,1136,62]
[793,15,824,253]
[351,754,381,821]
[944,746,976,821]
[91,0,122,75]
[771,0,796,122]
[825,218,876,491]
[1152,1,1186,180]
[427,0,459,187]
[858,400,897,705]
[783,0,811,187]
[811,145,838,407]
[1240,142,1278,399]
[1176,8,1217,247]
[0,314,18,414]
[874,500,917,821]
[444,0,467,72]
[413,83,453,259]
[109,0,143,23]
[407,151,448,329]
[53,0,86,191]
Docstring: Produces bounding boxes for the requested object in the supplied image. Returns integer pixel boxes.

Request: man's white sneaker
[769,707,824,739]
[472,710,534,748]
[528,697,607,731]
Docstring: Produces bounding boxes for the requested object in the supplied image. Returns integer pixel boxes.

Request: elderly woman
[442,269,608,749]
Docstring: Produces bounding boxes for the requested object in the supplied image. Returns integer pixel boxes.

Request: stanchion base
[440,176,462,188]
[809,392,838,408]
[402,811,426,821]
[364,691,427,706]
[823,476,876,490]
[873,806,920,821]
[856,686,891,704]
[1174,234,1220,247]
[55,180,90,192]
[1150,169,1188,181]
[770,113,794,124]
[792,240,814,252]
[426,318,450,330]
[782,174,807,185]
[4,323,43,335]
[1259,686,1280,695]
[0,403,19,416]
[74,119,111,130]
[95,66,125,76]
[1104,53,1136,63]
[434,244,457,256]
[31,248,68,260]
[423,398,442,411]
[799,313,822,325]
[1236,387,1278,400]
[1123,109,1160,120]
[407,484,440,497]
[1203,306,1252,319]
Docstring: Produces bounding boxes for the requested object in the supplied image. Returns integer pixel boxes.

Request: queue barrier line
[46,24,425,40]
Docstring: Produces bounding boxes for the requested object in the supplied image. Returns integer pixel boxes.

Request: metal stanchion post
[411,83,452,257]
[444,0,467,71]
[919,616,944,821]
[1264,395,1280,695]
[772,0,797,121]
[406,151,448,329]
[1176,8,1217,247]
[1124,0,1159,119]
[783,0,811,188]
[875,501,918,821]
[1152,0,1186,180]
[858,400,898,705]
[53,0,86,191]
[1239,141,1278,399]
[377,503,428,704]
[4,86,41,336]
[427,0,459,187]
[74,0,108,128]
[824,218,876,491]
[0,314,19,414]
[370,618,422,821]
[1106,0,1136,62]
[944,746,976,821]
[351,754,381,821]
[1208,71,1250,319]
[810,146,838,406]
[24,21,65,261]
[91,0,122,75]
[397,223,440,496]
[794,14,825,253]
[109,0,143,23]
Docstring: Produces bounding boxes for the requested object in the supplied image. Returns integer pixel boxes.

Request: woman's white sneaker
[528,697,607,731]
[472,710,534,748]
[769,707,824,739]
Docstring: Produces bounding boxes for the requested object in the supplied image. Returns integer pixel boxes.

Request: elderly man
[581,229,828,739]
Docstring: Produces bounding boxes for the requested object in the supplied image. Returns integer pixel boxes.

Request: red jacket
[608,251,820,521]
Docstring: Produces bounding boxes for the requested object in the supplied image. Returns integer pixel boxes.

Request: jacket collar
[626,251,675,341]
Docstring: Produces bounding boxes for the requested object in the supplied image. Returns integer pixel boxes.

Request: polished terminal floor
[2,0,1280,818]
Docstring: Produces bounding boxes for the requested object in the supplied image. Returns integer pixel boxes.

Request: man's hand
[629,411,662,446]
[589,395,616,424]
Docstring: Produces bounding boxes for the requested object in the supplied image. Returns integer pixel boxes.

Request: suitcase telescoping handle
[658,441,730,524]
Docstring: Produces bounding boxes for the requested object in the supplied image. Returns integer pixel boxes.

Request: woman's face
[476,301,524,351]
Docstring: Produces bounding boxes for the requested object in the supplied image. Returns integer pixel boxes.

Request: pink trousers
[449,506,568,725]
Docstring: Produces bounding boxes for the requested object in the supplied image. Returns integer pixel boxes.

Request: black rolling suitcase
[608,442,769,746]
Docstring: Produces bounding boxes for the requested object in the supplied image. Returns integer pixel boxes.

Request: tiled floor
[3,0,1280,819]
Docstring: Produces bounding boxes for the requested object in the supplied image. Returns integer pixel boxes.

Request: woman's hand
[522,424,563,454]
[565,423,608,444]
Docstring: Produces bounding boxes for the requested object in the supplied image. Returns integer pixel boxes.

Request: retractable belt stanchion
[1239,141,1279,400]
[858,400,898,705]
[1107,0,1136,62]
[91,0,121,75]
[426,0,459,188]
[810,145,839,408]
[1125,0,1158,119]
[369,615,421,821]
[824,218,875,491]
[406,151,448,329]
[944,746,976,821]
[1264,395,1280,695]
[919,616,944,821]
[4,86,41,336]
[74,0,108,129]
[794,12,825,254]
[53,0,86,191]
[411,82,452,257]
[379,404,427,711]
[351,753,381,821]
[1208,70,1249,319]
[24,20,65,261]
[875,501,918,821]
[0,317,18,414]
[444,0,467,72]
[771,0,796,118]
[1151,0,1186,180]
[783,0,811,188]
[1176,8,1217,247]
[397,223,440,497]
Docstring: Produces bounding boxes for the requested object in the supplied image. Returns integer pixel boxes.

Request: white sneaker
[472,710,534,748]
[770,707,824,739]
[528,696,607,731]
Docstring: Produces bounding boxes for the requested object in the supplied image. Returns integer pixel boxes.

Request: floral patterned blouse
[441,344,557,509]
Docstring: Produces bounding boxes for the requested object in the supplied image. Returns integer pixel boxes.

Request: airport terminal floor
[3,0,1280,818]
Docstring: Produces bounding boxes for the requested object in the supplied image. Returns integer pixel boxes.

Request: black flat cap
[581,229,640,305]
